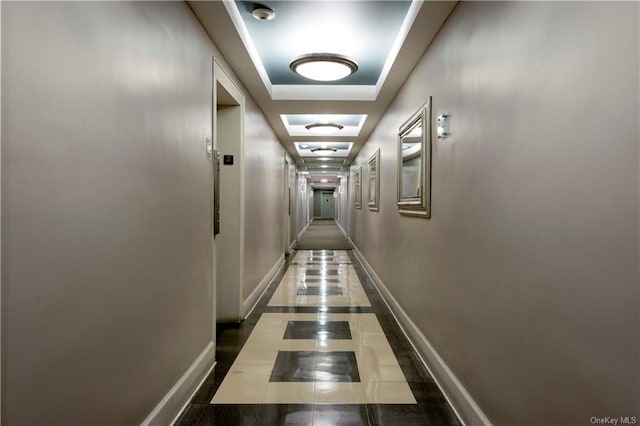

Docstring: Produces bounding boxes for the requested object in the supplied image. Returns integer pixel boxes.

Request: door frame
[283,155,291,254]
[212,58,245,326]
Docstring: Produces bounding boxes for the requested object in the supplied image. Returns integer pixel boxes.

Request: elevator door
[321,191,335,218]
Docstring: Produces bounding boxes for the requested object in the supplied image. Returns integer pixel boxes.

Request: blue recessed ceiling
[236,1,412,86]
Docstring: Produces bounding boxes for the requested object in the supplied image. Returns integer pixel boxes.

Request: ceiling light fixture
[310,147,338,155]
[251,4,275,21]
[290,53,358,82]
[305,123,343,135]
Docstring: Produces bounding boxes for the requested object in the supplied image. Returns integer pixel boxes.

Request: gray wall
[350,2,639,424]
[313,189,323,218]
[243,101,287,302]
[1,1,286,424]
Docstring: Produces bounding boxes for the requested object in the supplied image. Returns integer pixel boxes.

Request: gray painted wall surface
[313,189,323,218]
[243,100,286,301]
[350,2,639,424]
[1,1,286,424]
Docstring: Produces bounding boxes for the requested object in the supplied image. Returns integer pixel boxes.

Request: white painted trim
[242,254,285,319]
[350,240,492,426]
[271,84,377,101]
[213,57,246,323]
[335,220,349,240]
[142,341,216,426]
[296,221,311,242]
[222,0,273,98]
[375,0,423,95]
[288,240,296,253]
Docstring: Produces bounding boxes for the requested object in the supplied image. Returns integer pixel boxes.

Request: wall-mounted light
[305,123,343,135]
[290,53,358,82]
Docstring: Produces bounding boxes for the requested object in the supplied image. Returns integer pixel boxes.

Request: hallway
[294,219,351,250]
[2,1,638,425]
[176,248,459,425]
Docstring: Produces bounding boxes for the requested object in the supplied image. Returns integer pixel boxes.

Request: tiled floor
[176,250,461,425]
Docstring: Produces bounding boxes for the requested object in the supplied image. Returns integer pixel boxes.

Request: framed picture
[368,149,380,211]
[354,167,362,209]
[397,97,431,217]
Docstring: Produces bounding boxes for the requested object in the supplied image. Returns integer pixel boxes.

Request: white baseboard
[242,254,285,319]
[142,341,215,426]
[350,241,491,426]
[335,220,349,240]
[296,221,311,241]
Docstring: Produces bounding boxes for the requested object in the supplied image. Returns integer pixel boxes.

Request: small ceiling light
[300,144,309,148]
[252,4,275,21]
[310,147,338,155]
[290,53,358,81]
[305,123,343,135]
[320,178,329,183]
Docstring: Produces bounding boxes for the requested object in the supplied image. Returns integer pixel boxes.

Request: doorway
[321,190,335,218]
[213,60,245,324]
[283,156,291,254]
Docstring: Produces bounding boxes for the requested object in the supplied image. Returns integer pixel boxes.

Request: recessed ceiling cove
[226,0,417,100]
[281,114,367,137]
[294,142,353,158]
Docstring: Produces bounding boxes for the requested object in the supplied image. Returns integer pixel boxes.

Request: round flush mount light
[252,4,275,20]
[305,123,343,135]
[310,147,338,155]
[290,53,358,81]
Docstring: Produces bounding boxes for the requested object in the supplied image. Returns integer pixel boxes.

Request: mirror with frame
[367,149,380,211]
[354,167,362,209]
[397,97,431,217]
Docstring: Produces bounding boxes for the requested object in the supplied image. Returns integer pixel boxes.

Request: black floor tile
[297,286,343,296]
[270,351,317,382]
[283,320,352,340]
[417,402,461,426]
[394,351,433,383]
[190,368,222,404]
[408,382,451,404]
[174,404,208,425]
[305,269,340,275]
[367,404,426,426]
[313,404,370,426]
[270,350,361,382]
[256,404,314,425]
[300,278,341,283]
[384,334,413,351]
[176,250,459,425]
[194,404,262,426]
[264,306,375,314]
[315,351,360,382]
